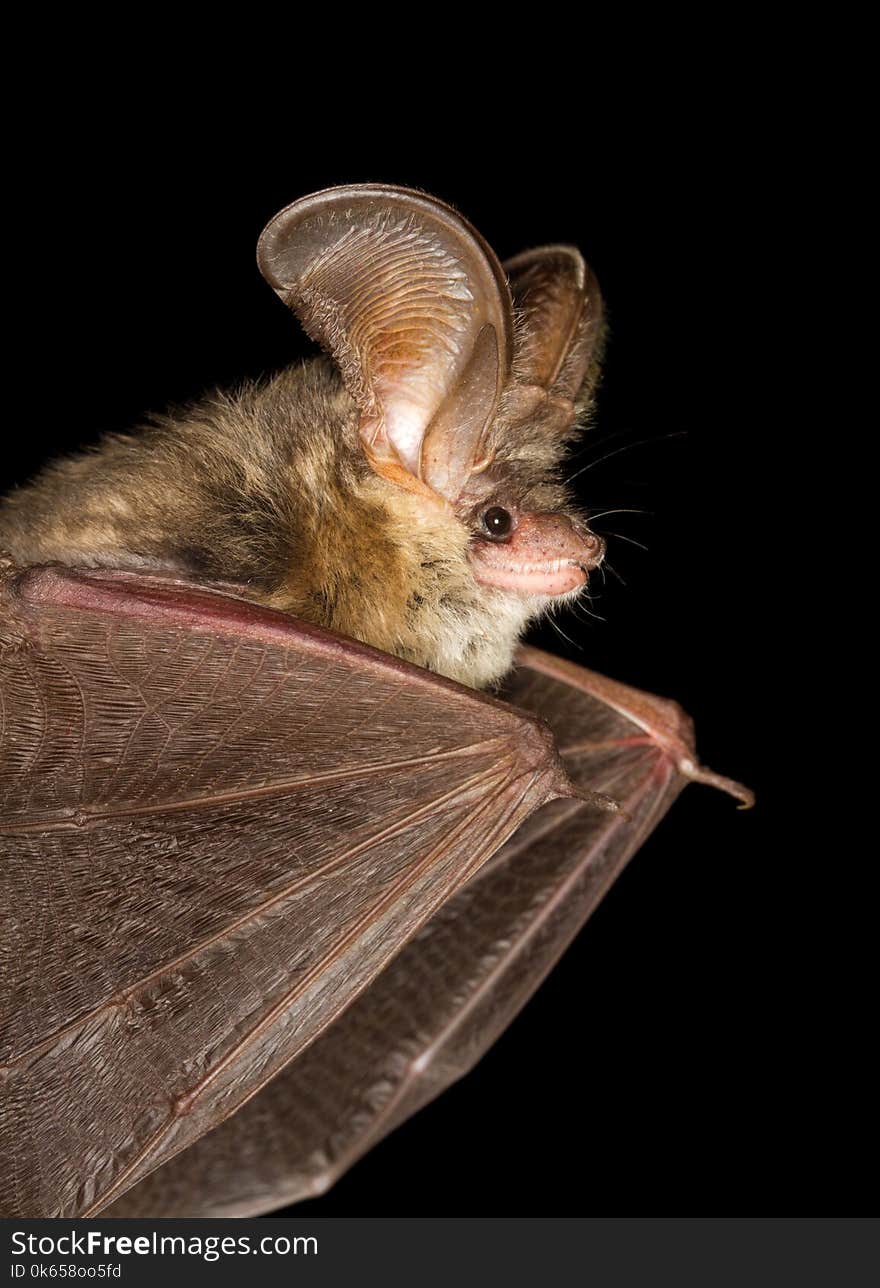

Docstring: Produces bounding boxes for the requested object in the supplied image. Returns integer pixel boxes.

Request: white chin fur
[422,583,546,690]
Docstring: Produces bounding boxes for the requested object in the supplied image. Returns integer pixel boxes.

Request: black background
[5,112,803,1214]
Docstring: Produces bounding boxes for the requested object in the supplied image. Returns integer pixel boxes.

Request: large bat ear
[504,246,605,425]
[257,185,513,503]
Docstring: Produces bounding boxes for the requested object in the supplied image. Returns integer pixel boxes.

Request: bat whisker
[588,507,652,523]
[603,559,627,586]
[546,613,583,650]
[568,432,687,483]
[569,591,606,624]
[600,529,650,553]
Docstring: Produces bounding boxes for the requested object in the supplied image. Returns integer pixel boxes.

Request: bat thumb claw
[572,787,624,815]
[678,757,755,809]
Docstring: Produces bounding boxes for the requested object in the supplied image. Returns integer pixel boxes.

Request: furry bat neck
[0,359,556,688]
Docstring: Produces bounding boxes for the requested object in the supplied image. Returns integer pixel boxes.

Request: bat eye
[481,506,514,540]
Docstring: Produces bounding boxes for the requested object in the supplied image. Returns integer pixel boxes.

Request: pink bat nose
[470,512,605,596]
[568,518,606,569]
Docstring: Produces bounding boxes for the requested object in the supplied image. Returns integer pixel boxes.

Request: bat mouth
[471,554,590,596]
[469,512,604,597]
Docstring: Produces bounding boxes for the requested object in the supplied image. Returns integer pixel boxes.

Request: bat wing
[0,562,573,1218]
[103,648,751,1217]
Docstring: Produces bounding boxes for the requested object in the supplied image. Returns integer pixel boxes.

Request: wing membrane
[0,567,566,1217]
[105,647,745,1216]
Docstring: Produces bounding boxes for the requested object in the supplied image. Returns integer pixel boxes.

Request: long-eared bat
[0,185,751,1218]
[0,186,607,689]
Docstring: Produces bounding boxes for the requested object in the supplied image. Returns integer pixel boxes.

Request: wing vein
[2,757,509,1070]
[82,761,520,1215]
[0,739,507,834]
[302,760,678,1200]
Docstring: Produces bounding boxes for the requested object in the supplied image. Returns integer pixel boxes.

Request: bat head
[257,186,607,686]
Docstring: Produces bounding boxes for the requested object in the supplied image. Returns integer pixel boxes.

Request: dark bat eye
[481,506,513,540]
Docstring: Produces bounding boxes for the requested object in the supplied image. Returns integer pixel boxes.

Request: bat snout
[469,512,605,596]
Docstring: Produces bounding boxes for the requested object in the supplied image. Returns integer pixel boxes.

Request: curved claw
[676,757,755,809]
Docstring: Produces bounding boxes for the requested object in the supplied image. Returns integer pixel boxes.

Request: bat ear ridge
[504,244,605,424]
[257,185,514,504]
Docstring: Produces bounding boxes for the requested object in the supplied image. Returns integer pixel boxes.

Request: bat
[0,186,751,1218]
[0,184,608,690]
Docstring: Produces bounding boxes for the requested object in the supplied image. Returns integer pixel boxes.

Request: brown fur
[0,353,600,687]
